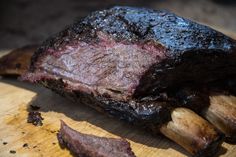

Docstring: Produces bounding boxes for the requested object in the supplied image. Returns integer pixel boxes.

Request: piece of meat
[27,111,44,126]
[27,9,236,99]
[21,6,236,156]
[0,45,38,76]
[22,6,236,126]
[58,120,136,157]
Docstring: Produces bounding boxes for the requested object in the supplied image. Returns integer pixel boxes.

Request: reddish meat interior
[34,33,167,101]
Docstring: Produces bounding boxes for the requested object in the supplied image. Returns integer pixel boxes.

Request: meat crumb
[9,150,16,154]
[27,111,44,126]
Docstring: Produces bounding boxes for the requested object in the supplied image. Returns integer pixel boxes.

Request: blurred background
[0,0,236,50]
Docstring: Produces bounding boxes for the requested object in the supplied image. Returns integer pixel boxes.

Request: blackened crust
[30,6,236,71]
[42,79,171,130]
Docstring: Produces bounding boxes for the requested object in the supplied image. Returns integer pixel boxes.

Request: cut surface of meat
[58,120,136,157]
[36,35,167,101]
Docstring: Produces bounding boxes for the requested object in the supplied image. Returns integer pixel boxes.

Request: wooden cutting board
[0,28,236,157]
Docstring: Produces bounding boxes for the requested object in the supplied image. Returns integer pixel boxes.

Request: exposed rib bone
[160,108,223,156]
[202,95,236,143]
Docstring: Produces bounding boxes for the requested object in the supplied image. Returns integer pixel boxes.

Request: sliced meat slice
[58,120,136,157]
